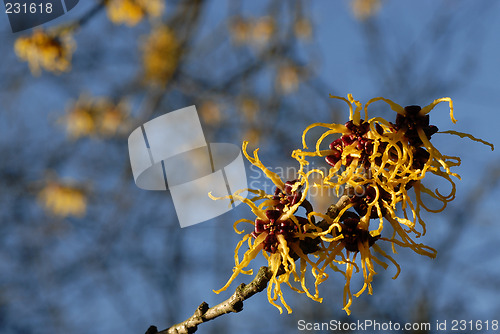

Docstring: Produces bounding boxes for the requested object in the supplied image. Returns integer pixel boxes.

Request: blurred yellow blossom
[142,26,180,86]
[251,16,275,47]
[276,64,301,94]
[106,0,164,26]
[199,100,223,125]
[294,18,312,40]
[351,0,381,21]
[61,94,129,139]
[99,101,129,136]
[243,127,261,147]
[14,29,75,75]
[229,16,251,45]
[64,107,95,139]
[239,97,259,122]
[229,16,276,48]
[38,179,87,218]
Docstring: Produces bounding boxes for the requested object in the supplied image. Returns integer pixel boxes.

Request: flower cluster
[142,26,180,86]
[60,94,129,139]
[14,29,75,75]
[106,0,164,26]
[229,15,311,47]
[213,94,493,315]
[350,0,382,21]
[229,16,276,47]
[38,177,87,218]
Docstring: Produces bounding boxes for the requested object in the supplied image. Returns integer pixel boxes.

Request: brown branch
[325,194,351,219]
[314,191,352,233]
[148,266,273,334]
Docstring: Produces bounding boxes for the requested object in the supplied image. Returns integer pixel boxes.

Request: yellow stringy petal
[372,244,401,279]
[342,253,355,315]
[209,191,268,221]
[214,232,267,294]
[440,130,494,151]
[233,219,253,234]
[419,97,456,124]
[301,122,348,150]
[242,141,284,189]
[329,94,353,120]
[365,97,405,115]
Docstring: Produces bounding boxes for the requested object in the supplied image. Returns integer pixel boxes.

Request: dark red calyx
[334,212,380,252]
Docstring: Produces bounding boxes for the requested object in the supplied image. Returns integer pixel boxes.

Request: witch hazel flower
[210,142,330,314]
[294,94,493,234]
[289,94,493,313]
